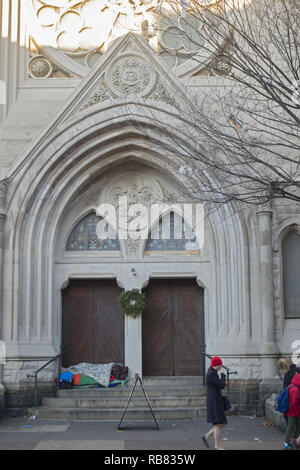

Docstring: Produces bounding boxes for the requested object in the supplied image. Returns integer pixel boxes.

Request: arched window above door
[66,213,120,252]
[144,211,200,254]
[282,230,300,318]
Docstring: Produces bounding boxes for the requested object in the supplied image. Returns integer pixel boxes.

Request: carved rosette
[105,53,156,98]
[28,56,53,79]
[0,179,9,215]
[209,54,232,76]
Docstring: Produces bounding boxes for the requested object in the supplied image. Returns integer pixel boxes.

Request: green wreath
[119,289,146,318]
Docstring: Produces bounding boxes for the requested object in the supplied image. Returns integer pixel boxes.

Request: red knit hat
[211,356,222,367]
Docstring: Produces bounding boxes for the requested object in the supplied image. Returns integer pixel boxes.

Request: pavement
[0,415,288,451]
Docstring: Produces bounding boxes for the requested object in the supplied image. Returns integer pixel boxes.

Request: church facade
[0,0,299,416]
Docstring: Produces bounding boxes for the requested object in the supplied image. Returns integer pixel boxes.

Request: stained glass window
[145,211,199,253]
[282,231,300,318]
[66,213,120,252]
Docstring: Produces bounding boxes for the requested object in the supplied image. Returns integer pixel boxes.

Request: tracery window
[66,213,120,251]
[282,230,300,318]
[144,211,199,253]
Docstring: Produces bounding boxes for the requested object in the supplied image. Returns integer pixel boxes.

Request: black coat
[206,367,227,424]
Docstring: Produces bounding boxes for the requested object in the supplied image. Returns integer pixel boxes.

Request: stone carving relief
[104,171,162,206]
[209,53,232,76]
[102,171,163,256]
[80,73,176,110]
[28,55,54,78]
[80,81,112,109]
[105,53,156,97]
[26,0,226,78]
[148,79,176,106]
[126,238,141,255]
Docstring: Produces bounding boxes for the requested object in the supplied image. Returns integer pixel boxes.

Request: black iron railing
[27,354,61,408]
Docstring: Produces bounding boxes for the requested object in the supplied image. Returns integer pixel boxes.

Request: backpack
[274,385,295,413]
[59,379,73,390]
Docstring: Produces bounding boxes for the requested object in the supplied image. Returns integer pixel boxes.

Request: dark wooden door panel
[93,280,124,365]
[61,281,93,367]
[62,279,124,368]
[174,280,204,376]
[142,278,204,377]
[142,282,173,376]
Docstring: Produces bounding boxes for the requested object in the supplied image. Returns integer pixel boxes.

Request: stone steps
[56,386,206,399]
[33,406,207,421]
[31,376,207,421]
[141,377,204,386]
[42,396,206,409]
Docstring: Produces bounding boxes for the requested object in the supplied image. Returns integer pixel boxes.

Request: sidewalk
[0,415,285,450]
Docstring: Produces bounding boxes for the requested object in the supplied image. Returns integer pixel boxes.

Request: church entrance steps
[30,377,207,421]
[42,396,206,409]
[31,407,207,421]
[55,386,206,399]
[141,376,204,386]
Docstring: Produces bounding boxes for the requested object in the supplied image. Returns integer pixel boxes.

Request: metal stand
[118,373,159,430]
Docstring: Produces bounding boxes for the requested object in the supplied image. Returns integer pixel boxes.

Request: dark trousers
[285,416,300,444]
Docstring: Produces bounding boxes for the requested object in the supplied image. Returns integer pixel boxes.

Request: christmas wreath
[119,289,146,318]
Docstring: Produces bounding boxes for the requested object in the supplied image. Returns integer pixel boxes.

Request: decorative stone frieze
[148,79,177,106]
[81,82,112,109]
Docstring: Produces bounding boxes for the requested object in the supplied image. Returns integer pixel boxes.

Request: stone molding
[0,179,9,215]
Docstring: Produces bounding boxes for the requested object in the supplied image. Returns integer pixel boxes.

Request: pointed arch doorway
[142,278,205,376]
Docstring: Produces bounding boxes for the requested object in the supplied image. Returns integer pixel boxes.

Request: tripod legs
[118,374,159,431]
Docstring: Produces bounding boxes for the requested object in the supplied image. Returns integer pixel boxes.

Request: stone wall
[3,360,59,416]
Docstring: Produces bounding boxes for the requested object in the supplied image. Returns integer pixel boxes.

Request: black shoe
[202,435,210,448]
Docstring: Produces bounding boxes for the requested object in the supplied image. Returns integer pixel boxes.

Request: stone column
[118,262,146,379]
[256,204,279,383]
[0,179,8,417]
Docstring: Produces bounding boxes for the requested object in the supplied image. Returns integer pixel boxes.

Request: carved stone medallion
[105,53,156,97]
[28,55,53,79]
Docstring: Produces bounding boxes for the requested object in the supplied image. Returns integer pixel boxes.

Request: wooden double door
[61,279,124,368]
[142,278,205,376]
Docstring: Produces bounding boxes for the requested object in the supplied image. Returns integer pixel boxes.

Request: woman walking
[202,356,228,450]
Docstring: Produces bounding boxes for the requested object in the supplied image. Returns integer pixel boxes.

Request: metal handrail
[27,354,61,409]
